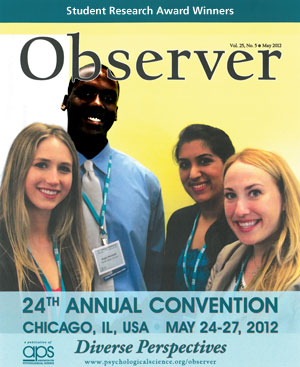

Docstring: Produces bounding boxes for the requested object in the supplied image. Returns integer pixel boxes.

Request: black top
[161,203,237,291]
[0,238,78,291]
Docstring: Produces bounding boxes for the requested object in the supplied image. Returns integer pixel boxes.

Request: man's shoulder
[111,148,161,186]
[111,147,150,171]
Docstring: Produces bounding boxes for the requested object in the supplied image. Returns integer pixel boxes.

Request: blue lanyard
[233,252,251,291]
[28,241,66,292]
[82,155,112,237]
[183,212,207,291]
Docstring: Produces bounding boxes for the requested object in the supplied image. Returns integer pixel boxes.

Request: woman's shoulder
[215,240,245,264]
[215,241,247,270]
[0,241,19,291]
[165,204,199,258]
[0,241,14,265]
[206,241,248,291]
[167,204,199,226]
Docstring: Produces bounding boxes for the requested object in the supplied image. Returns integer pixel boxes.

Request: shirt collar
[78,142,112,175]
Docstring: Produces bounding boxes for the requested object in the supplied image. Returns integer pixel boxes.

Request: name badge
[92,240,126,277]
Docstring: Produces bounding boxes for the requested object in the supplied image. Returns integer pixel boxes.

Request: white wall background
[0,35,69,179]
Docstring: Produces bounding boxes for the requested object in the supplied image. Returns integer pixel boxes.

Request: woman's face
[25,137,73,214]
[224,161,283,246]
[178,140,224,204]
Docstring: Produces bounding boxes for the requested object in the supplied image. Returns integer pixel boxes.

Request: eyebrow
[224,183,264,191]
[33,158,72,166]
[75,84,117,92]
[245,183,263,190]
[178,153,214,160]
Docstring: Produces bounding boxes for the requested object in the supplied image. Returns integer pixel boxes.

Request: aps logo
[22,343,54,365]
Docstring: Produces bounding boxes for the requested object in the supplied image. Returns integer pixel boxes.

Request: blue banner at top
[1,0,300,23]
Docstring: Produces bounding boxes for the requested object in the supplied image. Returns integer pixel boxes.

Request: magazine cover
[0,0,300,366]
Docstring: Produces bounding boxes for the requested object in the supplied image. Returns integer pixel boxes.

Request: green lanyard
[82,155,112,237]
[182,212,207,291]
[234,252,251,291]
[28,241,66,292]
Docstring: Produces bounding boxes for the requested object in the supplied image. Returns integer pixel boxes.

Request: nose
[234,198,250,217]
[46,168,60,186]
[189,164,202,180]
[90,93,104,107]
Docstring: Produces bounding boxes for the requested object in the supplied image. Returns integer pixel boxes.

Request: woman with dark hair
[0,123,94,291]
[162,124,236,291]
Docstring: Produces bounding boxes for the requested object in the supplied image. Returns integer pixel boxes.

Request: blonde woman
[0,123,93,291]
[206,148,300,291]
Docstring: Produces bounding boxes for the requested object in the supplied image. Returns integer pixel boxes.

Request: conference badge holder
[92,240,127,280]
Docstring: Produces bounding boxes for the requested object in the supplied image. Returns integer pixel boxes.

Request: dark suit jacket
[0,240,77,291]
[161,204,236,291]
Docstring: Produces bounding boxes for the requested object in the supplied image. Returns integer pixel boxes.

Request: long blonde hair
[0,123,93,290]
[224,148,300,291]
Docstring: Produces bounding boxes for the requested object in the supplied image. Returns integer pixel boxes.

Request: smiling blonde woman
[206,148,300,291]
[0,123,93,291]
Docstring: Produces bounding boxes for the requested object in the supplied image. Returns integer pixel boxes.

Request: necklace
[234,250,261,291]
[250,253,261,276]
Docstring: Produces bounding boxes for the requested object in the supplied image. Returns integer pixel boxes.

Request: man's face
[63,67,119,138]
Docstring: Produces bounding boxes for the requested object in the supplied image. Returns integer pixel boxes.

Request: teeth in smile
[192,183,207,188]
[237,220,258,228]
[88,117,101,122]
[40,189,58,195]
